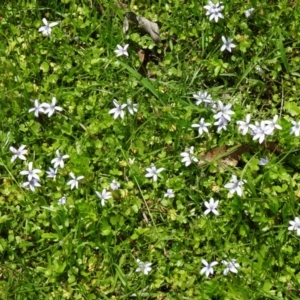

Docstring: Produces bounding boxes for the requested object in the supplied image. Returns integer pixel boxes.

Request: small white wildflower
[51,150,69,169]
[288,217,300,235]
[204,1,224,22]
[38,18,59,36]
[135,259,152,275]
[191,118,211,135]
[180,146,198,167]
[67,172,84,190]
[245,8,254,18]
[110,180,120,191]
[145,164,164,182]
[204,198,219,216]
[46,167,58,179]
[221,36,236,52]
[126,99,138,115]
[213,101,234,122]
[264,115,282,134]
[58,196,66,205]
[259,157,269,166]
[10,145,27,162]
[164,189,175,198]
[96,189,112,206]
[222,259,240,275]
[109,99,127,119]
[22,178,41,192]
[43,97,63,117]
[193,91,212,105]
[200,259,218,278]
[28,99,45,117]
[290,120,300,137]
[20,162,42,181]
[224,175,246,197]
[214,116,228,133]
[236,114,251,135]
[114,44,129,57]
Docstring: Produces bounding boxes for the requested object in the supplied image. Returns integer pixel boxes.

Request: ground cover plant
[1,0,300,299]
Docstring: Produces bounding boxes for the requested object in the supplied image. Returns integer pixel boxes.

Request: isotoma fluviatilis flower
[109,99,127,119]
[288,217,300,235]
[67,172,84,190]
[96,189,112,206]
[135,259,152,275]
[222,259,240,275]
[145,164,164,182]
[114,44,129,57]
[180,146,198,166]
[38,18,59,36]
[224,175,246,197]
[204,198,219,216]
[221,36,236,52]
[10,145,27,162]
[200,259,218,278]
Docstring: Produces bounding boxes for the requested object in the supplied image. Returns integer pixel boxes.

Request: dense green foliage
[1,0,300,299]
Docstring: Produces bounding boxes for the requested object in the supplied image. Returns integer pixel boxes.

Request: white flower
[191,118,211,135]
[114,44,129,57]
[43,97,63,117]
[221,36,236,52]
[256,66,264,74]
[22,178,41,192]
[200,259,218,278]
[259,157,269,166]
[180,146,198,167]
[10,145,27,162]
[58,196,66,205]
[204,1,224,22]
[46,167,58,179]
[67,172,84,190]
[20,162,42,181]
[193,91,212,105]
[110,180,120,191]
[51,150,69,169]
[224,175,246,197]
[109,99,127,119]
[96,189,112,206]
[222,259,240,275]
[127,99,138,115]
[28,99,45,117]
[145,164,164,182]
[250,121,269,144]
[214,116,228,133]
[164,189,175,198]
[135,259,152,275]
[264,115,282,134]
[213,101,234,122]
[288,217,300,235]
[129,158,135,165]
[204,198,219,216]
[290,120,300,137]
[245,8,255,18]
[236,114,251,135]
[38,18,59,36]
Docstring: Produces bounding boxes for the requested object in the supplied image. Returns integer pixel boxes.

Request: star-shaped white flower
[224,175,246,197]
[51,150,69,169]
[191,118,211,135]
[245,8,255,18]
[10,145,27,162]
[193,91,212,106]
[43,97,63,117]
[236,114,251,135]
[135,259,152,275]
[67,172,84,190]
[200,259,218,278]
[264,115,282,135]
[109,99,127,119]
[127,99,138,115]
[22,178,41,192]
[28,99,45,117]
[110,180,120,191]
[288,217,300,235]
[290,120,300,137]
[221,36,236,52]
[204,1,224,22]
[164,189,175,198]
[214,116,228,133]
[20,162,42,181]
[46,167,58,179]
[38,18,59,36]
[250,121,269,144]
[204,198,219,215]
[213,101,234,122]
[259,157,269,166]
[222,259,240,275]
[114,44,129,57]
[58,196,66,205]
[96,189,112,206]
[145,165,164,182]
[180,146,198,166]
